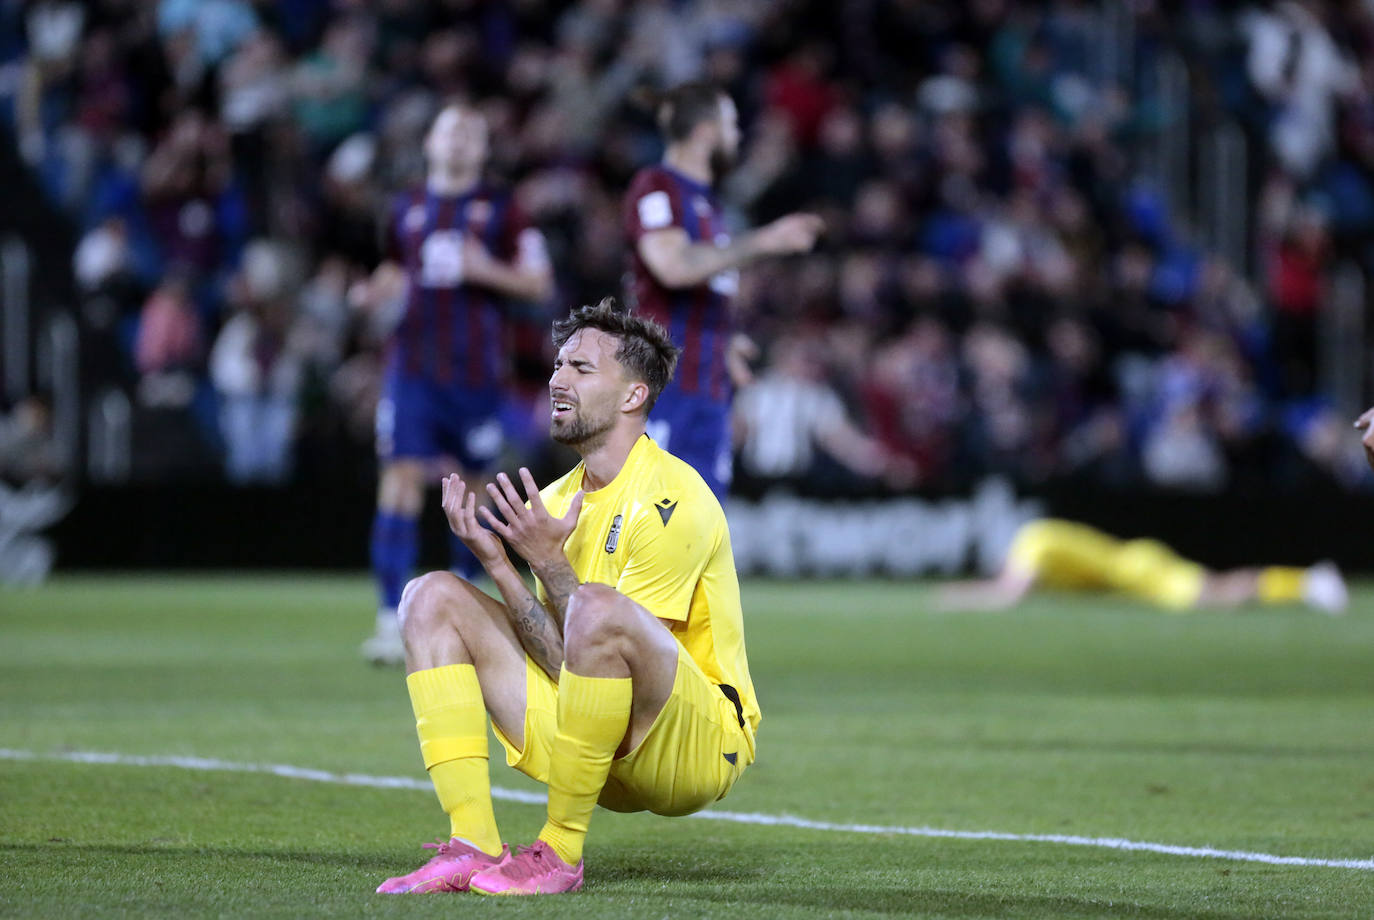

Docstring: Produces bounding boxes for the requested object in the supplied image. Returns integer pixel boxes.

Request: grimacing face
[548,328,635,448]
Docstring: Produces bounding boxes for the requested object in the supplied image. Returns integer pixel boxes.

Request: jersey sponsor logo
[419,230,465,288]
[655,498,677,526]
[605,514,623,553]
[637,190,673,230]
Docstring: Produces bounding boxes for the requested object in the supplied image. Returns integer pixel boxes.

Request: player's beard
[709,142,736,181]
[551,401,615,452]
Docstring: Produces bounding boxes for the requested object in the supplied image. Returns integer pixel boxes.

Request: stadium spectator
[74,216,135,294]
[288,15,372,157]
[134,271,202,408]
[1265,200,1332,397]
[135,273,201,374]
[208,240,305,484]
[0,394,70,585]
[733,332,910,495]
[961,321,1040,481]
[0,395,64,486]
[1243,0,1358,180]
[139,109,240,285]
[6,0,1374,499]
[860,316,963,488]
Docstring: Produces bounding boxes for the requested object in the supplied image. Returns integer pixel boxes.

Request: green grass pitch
[3,574,1374,918]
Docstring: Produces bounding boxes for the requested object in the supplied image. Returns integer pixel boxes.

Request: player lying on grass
[377,298,759,896]
[937,518,1347,614]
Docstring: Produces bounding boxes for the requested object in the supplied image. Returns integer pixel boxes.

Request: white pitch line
[3,748,1371,872]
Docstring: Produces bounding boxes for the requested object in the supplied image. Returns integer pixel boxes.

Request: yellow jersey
[536,435,761,739]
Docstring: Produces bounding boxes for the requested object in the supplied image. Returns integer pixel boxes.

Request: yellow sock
[1257,566,1305,604]
[538,669,632,865]
[407,664,503,856]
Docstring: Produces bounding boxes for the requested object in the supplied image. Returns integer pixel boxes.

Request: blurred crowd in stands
[3,0,1374,495]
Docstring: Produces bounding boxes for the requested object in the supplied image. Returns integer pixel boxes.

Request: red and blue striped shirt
[386,184,535,387]
[623,165,738,403]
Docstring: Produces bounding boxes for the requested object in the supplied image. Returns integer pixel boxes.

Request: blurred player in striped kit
[359,103,553,665]
[623,82,823,497]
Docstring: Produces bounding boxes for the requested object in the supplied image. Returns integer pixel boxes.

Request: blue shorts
[376,371,505,471]
[646,385,732,497]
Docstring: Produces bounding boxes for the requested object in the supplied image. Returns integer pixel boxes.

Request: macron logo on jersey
[655,499,677,526]
[638,190,673,230]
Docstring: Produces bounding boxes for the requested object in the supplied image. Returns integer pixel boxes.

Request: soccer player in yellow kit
[938,518,1347,613]
[376,298,758,896]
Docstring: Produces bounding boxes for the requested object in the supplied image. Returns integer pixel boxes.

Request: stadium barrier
[45,478,1374,575]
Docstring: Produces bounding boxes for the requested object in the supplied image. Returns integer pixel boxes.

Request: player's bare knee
[563,583,632,661]
[397,571,441,636]
[398,571,469,639]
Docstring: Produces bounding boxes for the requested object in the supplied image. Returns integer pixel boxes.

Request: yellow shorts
[491,643,752,817]
[1109,539,1205,611]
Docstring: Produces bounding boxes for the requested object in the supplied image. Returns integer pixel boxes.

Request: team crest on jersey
[604,514,623,553]
[404,204,427,231]
[693,196,712,217]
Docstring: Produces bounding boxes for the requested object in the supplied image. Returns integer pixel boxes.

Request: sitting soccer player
[937,518,1347,614]
[377,298,758,896]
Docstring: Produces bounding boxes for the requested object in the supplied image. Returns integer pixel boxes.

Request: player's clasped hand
[441,474,510,570]
[480,468,584,569]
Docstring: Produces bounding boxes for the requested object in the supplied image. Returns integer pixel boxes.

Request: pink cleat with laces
[376,838,508,893]
[468,840,583,895]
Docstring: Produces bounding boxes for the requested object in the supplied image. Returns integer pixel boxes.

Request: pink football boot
[376,838,508,893]
[469,840,583,895]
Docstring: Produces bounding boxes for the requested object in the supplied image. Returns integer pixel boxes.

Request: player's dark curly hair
[552,297,680,413]
[655,81,725,142]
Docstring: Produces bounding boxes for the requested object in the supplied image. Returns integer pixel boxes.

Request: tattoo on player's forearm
[518,597,564,680]
[540,566,581,628]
